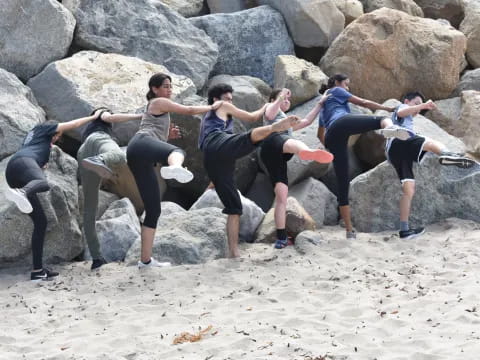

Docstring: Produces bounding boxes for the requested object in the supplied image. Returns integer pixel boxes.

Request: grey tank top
[263,110,292,136]
[137,109,170,142]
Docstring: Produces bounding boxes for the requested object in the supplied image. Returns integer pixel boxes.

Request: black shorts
[259,132,293,186]
[202,131,256,215]
[387,135,427,182]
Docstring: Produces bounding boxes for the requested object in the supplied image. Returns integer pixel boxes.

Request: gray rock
[62,0,217,88]
[360,0,423,16]
[0,69,46,161]
[190,188,264,242]
[451,69,480,97]
[245,172,274,212]
[289,177,339,226]
[415,0,464,28]
[153,0,204,17]
[460,1,480,68]
[294,230,323,255]
[258,0,345,48]
[350,155,480,232]
[207,0,248,13]
[0,0,75,81]
[190,6,295,85]
[125,207,227,265]
[425,97,462,135]
[333,0,364,25]
[93,198,141,262]
[27,51,196,145]
[160,201,187,217]
[0,147,83,265]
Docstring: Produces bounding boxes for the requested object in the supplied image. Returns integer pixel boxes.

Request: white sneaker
[137,257,171,268]
[160,165,193,183]
[5,188,33,213]
[378,125,414,141]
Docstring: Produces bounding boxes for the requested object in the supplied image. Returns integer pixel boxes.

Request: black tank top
[82,110,113,142]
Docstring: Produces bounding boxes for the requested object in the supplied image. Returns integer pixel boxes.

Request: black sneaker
[91,257,107,270]
[81,156,114,179]
[399,227,425,239]
[30,268,59,282]
[438,154,476,169]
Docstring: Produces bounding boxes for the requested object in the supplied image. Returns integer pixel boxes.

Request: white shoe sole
[160,166,193,183]
[81,158,114,179]
[439,157,476,169]
[401,229,426,240]
[379,128,411,141]
[6,188,33,213]
[137,261,172,268]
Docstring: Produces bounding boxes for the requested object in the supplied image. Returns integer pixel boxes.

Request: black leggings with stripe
[325,114,384,206]
[6,156,51,269]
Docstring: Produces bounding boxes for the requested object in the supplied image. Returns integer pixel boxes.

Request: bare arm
[56,110,102,133]
[149,98,221,116]
[101,112,142,123]
[397,100,436,118]
[349,95,395,112]
[220,102,267,123]
[292,93,330,131]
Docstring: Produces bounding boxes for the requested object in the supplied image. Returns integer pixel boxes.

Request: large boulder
[190,189,264,243]
[125,207,227,265]
[190,6,295,85]
[257,0,345,48]
[459,2,480,68]
[360,0,423,16]
[92,198,141,262]
[289,177,339,226]
[0,147,83,265]
[450,69,480,96]
[320,8,467,102]
[333,0,364,25]
[254,197,316,243]
[414,0,464,28]
[424,97,462,135]
[27,51,196,146]
[62,0,217,88]
[350,120,469,232]
[350,155,480,232]
[0,0,75,81]
[245,172,275,212]
[153,0,205,17]
[0,69,46,162]
[274,55,329,108]
[206,75,271,114]
[206,0,248,13]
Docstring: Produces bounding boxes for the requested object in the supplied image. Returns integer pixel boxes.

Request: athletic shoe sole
[400,228,426,240]
[6,188,33,213]
[378,127,413,141]
[439,156,476,169]
[137,261,172,268]
[81,158,114,179]
[298,149,334,164]
[160,166,193,183]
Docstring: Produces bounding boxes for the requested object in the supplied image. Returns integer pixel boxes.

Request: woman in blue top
[317,73,414,239]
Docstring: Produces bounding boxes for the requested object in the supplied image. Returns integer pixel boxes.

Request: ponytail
[319,73,349,93]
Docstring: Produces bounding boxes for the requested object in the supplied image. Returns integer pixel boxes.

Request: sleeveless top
[263,110,292,136]
[198,110,234,150]
[137,106,170,142]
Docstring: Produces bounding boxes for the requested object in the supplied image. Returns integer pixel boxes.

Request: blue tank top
[198,110,233,150]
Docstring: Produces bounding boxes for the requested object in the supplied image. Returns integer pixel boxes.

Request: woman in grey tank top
[126,73,223,268]
[259,88,333,249]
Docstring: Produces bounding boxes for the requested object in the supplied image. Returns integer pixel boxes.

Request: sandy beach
[1,218,480,360]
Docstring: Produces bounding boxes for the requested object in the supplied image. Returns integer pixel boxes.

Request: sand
[1,218,480,360]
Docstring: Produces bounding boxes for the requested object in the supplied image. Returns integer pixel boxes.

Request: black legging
[325,114,384,206]
[127,133,183,228]
[5,157,51,269]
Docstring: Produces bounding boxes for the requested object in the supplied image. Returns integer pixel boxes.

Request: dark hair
[319,73,349,93]
[146,73,172,100]
[207,83,234,105]
[401,91,425,103]
[269,89,282,102]
[90,106,111,116]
